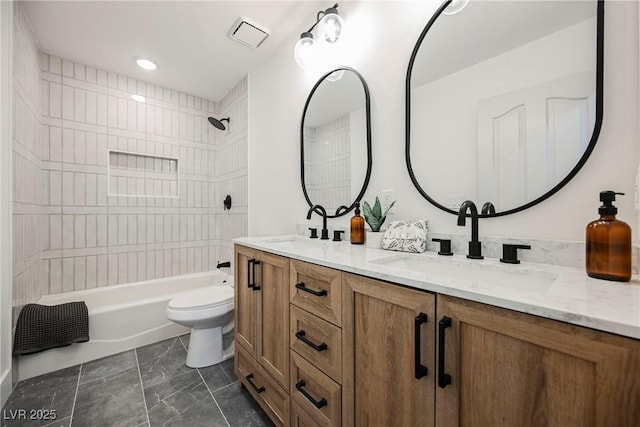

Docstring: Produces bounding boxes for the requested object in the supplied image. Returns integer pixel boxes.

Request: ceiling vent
[228,17,270,49]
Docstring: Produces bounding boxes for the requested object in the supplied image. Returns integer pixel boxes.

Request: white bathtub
[17,270,233,381]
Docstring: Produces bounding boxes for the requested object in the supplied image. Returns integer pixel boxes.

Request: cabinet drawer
[290,260,341,326]
[236,344,289,426]
[290,305,342,383]
[290,399,325,427]
[290,352,341,427]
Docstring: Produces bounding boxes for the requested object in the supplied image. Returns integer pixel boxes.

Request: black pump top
[599,191,624,215]
[354,202,361,216]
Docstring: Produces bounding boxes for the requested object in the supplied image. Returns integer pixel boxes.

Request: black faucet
[216,261,231,268]
[457,200,483,259]
[481,202,496,215]
[307,205,329,240]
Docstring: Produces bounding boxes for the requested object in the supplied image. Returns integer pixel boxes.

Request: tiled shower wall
[12,4,248,320]
[12,3,47,320]
[303,115,351,212]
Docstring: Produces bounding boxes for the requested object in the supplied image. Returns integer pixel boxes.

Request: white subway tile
[86,91,97,124]
[62,85,74,120]
[86,255,97,288]
[74,173,86,206]
[97,69,108,87]
[49,82,61,118]
[118,98,127,129]
[118,215,127,246]
[97,254,108,286]
[97,94,107,126]
[74,215,86,248]
[62,129,74,163]
[49,259,62,294]
[62,60,74,77]
[74,130,86,164]
[49,215,62,250]
[74,88,86,122]
[74,63,85,81]
[97,174,107,206]
[86,215,97,248]
[107,254,117,285]
[49,56,62,75]
[118,253,128,284]
[74,257,86,290]
[97,215,108,247]
[62,172,74,206]
[127,252,137,283]
[146,251,156,280]
[137,252,146,282]
[107,95,117,128]
[62,258,74,292]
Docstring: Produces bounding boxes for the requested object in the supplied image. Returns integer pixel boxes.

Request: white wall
[0,0,13,409]
[248,0,639,243]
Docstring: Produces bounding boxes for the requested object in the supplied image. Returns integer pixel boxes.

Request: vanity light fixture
[443,0,469,15]
[131,94,146,103]
[136,58,157,70]
[293,3,344,69]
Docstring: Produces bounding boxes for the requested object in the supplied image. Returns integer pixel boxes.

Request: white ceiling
[24,1,324,102]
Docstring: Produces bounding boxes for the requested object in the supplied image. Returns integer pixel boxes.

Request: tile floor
[1,336,274,427]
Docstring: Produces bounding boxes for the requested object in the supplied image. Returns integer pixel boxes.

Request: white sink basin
[372,255,557,292]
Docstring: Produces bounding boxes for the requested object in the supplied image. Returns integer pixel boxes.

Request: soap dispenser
[586,191,631,282]
[350,202,365,245]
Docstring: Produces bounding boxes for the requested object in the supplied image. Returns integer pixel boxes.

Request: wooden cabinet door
[234,245,257,355]
[342,273,436,427]
[436,295,640,427]
[255,250,290,391]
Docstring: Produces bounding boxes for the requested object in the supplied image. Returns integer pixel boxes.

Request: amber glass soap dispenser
[351,202,365,245]
[586,191,631,282]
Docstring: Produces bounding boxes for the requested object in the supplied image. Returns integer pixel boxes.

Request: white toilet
[166,281,234,368]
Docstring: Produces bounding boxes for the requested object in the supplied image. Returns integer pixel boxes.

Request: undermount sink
[372,255,557,292]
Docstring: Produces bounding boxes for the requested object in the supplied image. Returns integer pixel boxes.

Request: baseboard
[0,367,12,408]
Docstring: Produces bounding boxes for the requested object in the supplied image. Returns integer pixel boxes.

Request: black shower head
[208,117,230,131]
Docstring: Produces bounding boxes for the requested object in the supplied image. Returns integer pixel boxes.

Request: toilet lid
[168,286,233,310]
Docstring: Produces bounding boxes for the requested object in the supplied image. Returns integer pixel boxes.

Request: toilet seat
[168,285,233,311]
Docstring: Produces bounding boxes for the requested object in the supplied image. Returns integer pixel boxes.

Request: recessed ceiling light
[131,94,146,103]
[136,59,157,70]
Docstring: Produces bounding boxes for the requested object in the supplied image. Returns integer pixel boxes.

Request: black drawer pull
[251,260,261,291]
[295,330,328,352]
[295,380,327,408]
[438,317,452,388]
[295,282,327,297]
[247,259,255,289]
[246,373,265,393]
[414,313,429,379]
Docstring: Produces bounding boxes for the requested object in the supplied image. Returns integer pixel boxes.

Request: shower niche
[108,150,179,198]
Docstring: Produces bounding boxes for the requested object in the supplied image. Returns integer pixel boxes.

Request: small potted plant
[363,196,395,247]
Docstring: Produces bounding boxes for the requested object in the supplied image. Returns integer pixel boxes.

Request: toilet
[166,281,234,368]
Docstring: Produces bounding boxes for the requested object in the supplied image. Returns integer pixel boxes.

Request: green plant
[362,197,395,232]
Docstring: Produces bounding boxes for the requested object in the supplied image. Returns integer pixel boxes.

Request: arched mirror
[301,67,372,217]
[406,0,604,217]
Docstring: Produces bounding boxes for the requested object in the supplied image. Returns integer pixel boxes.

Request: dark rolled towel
[13,302,89,356]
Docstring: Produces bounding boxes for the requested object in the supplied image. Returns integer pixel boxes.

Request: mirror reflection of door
[407,0,601,215]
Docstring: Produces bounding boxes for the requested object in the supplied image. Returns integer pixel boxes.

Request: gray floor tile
[220,358,236,382]
[144,370,226,427]
[79,350,137,385]
[136,338,191,388]
[178,334,189,350]
[198,364,233,393]
[1,365,80,427]
[71,367,147,427]
[213,383,274,427]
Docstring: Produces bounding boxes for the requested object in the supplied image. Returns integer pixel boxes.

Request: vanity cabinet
[234,246,290,425]
[234,244,640,427]
[342,273,436,427]
[435,295,640,427]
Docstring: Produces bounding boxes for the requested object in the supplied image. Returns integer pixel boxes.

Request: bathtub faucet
[216,261,231,269]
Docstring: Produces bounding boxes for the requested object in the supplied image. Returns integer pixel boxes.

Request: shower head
[208,117,230,131]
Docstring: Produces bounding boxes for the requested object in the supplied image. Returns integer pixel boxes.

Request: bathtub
[17,270,233,381]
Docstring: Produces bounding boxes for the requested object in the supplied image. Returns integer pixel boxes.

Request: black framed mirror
[406,0,604,217]
[301,66,372,218]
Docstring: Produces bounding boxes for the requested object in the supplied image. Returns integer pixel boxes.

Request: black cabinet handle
[247,259,255,289]
[414,313,429,379]
[438,317,452,388]
[251,260,261,291]
[246,373,265,393]
[295,330,328,352]
[295,282,327,297]
[295,380,327,408]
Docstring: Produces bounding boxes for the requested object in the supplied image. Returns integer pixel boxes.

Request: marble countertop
[235,235,640,340]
